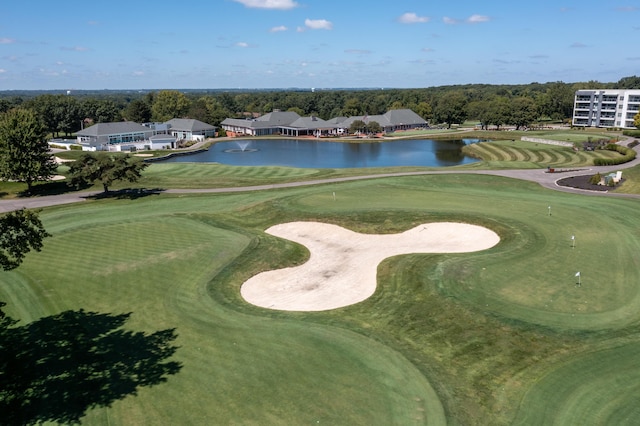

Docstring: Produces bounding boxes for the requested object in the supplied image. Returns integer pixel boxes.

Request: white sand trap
[241,221,500,312]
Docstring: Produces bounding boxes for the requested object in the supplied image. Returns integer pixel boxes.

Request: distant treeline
[1,76,638,136]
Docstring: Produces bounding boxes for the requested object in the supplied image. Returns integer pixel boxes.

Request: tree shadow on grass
[0,309,181,425]
[16,180,76,198]
[88,188,167,200]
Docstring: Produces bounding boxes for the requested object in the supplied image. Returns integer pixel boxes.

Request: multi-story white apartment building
[572,89,640,129]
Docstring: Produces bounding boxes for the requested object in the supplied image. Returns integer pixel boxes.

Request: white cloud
[467,14,490,23]
[305,19,333,30]
[233,0,298,10]
[421,47,434,53]
[398,12,430,24]
[0,38,16,44]
[444,15,489,24]
[235,42,250,48]
[270,25,288,32]
[61,46,89,52]
[0,69,6,73]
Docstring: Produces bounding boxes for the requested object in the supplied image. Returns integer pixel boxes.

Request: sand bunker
[241,221,500,312]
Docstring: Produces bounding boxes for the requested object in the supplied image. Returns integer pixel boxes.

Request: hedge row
[593,144,637,166]
[622,129,640,137]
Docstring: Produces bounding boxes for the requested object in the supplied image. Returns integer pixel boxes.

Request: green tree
[538,82,574,121]
[486,96,511,130]
[58,96,82,136]
[124,99,152,123]
[634,112,640,129]
[151,90,191,122]
[82,98,121,123]
[0,108,57,193]
[415,101,433,122]
[0,209,51,271]
[68,153,148,193]
[466,100,489,130]
[433,91,468,128]
[366,121,382,134]
[287,106,304,116]
[509,97,539,130]
[349,119,366,134]
[342,98,361,117]
[29,94,63,137]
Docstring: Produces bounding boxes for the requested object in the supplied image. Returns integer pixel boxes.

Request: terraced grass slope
[462,139,622,168]
[1,173,639,425]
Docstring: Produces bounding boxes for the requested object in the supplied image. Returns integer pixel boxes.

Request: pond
[160,138,481,168]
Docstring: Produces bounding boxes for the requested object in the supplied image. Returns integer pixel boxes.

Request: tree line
[1,76,639,135]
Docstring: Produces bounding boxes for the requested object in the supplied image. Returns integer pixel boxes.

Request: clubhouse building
[221,109,428,137]
[572,89,640,129]
[73,118,216,151]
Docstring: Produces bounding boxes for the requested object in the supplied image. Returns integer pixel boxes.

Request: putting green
[513,342,640,425]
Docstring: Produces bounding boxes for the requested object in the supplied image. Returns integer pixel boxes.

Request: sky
[1,0,639,90]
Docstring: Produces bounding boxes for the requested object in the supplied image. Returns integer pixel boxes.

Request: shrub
[593,144,637,166]
[589,173,602,185]
[622,129,640,138]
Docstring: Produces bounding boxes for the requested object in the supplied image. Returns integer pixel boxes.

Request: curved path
[1,140,639,213]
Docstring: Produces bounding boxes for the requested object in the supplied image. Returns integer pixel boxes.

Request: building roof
[284,116,336,129]
[221,111,301,130]
[77,121,152,137]
[165,118,215,132]
[221,117,280,130]
[150,134,177,140]
[339,109,427,128]
[254,111,301,125]
[326,116,348,124]
[383,109,428,126]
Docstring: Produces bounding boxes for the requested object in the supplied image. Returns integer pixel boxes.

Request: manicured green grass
[2,173,640,424]
[462,139,625,169]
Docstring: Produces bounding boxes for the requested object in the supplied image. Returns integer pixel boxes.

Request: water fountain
[224,140,258,153]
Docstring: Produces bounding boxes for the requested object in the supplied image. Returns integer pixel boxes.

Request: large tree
[0,209,51,271]
[433,91,468,128]
[510,97,539,130]
[68,153,148,193]
[634,112,640,129]
[123,99,152,123]
[151,90,191,122]
[0,108,57,193]
[349,119,366,134]
[82,98,121,124]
